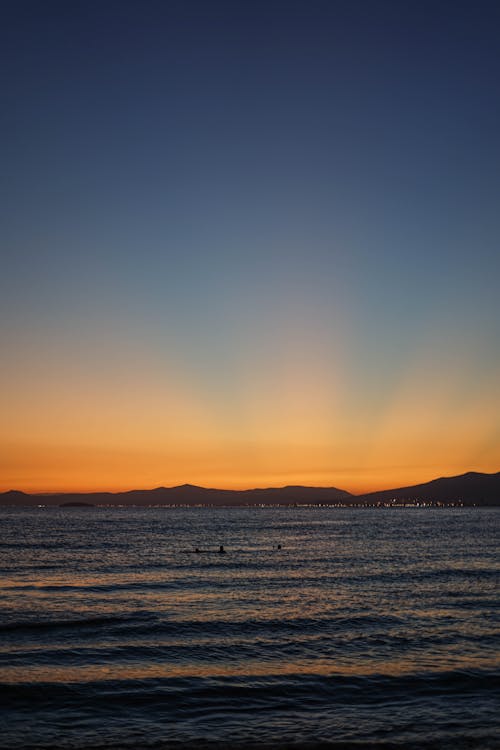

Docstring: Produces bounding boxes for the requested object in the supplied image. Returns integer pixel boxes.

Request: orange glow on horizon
[1,436,498,496]
[2,309,499,497]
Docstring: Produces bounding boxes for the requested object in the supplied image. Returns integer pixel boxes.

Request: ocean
[0,506,498,750]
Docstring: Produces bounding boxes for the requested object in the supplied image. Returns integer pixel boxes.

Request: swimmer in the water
[219,545,226,554]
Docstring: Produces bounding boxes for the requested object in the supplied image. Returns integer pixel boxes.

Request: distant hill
[1,472,499,506]
[0,483,352,507]
[356,471,500,506]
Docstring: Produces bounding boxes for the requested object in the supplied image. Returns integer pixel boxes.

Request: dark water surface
[1,506,499,749]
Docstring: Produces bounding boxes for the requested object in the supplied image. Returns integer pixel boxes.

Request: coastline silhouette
[2,471,499,507]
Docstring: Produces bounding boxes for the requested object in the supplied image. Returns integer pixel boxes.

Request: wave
[2,607,497,645]
[1,668,499,711]
[0,612,413,645]
[0,614,152,635]
[2,740,499,750]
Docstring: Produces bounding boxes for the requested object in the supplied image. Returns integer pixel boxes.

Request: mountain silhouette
[0,484,351,506]
[1,471,499,506]
[356,471,500,506]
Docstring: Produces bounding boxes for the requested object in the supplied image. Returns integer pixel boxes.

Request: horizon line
[2,469,498,498]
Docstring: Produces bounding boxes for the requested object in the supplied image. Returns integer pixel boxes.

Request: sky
[1,0,499,494]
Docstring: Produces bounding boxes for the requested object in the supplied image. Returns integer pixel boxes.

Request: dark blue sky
[2,0,500,492]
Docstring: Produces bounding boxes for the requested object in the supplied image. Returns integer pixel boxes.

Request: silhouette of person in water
[195,547,200,553]
[219,545,226,554]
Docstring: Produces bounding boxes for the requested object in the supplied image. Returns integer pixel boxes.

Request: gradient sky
[1,0,499,494]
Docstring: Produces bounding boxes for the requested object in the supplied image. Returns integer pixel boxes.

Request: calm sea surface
[0,506,499,750]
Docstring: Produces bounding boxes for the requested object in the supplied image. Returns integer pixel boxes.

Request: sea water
[0,506,498,749]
